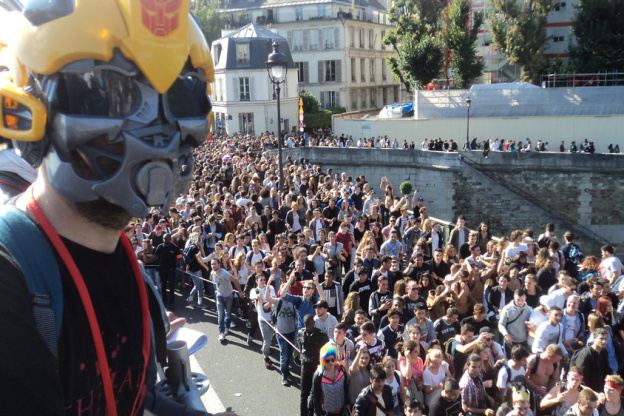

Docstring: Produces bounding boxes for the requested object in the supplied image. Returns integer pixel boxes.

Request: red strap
[28,189,150,416]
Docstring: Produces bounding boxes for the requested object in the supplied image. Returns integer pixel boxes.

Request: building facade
[472,0,576,83]
[220,0,401,112]
[211,24,299,136]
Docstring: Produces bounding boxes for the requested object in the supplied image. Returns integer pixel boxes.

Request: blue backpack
[0,206,63,358]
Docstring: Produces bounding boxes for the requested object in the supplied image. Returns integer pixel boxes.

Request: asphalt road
[172,290,302,416]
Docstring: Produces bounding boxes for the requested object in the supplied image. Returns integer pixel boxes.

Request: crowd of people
[126,132,624,416]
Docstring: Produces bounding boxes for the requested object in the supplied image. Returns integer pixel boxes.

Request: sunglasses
[304,286,314,290]
[324,358,335,364]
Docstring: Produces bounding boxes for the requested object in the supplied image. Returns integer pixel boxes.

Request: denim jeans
[259,320,275,359]
[217,294,233,334]
[189,270,204,300]
[276,331,296,378]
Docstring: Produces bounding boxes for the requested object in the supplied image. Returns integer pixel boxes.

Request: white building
[472,0,576,83]
[211,24,299,136]
[220,0,401,112]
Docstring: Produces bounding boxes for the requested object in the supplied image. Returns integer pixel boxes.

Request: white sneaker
[224,328,229,336]
[219,333,225,342]
[229,321,236,328]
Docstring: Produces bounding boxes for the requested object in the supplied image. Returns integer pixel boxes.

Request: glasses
[304,286,314,290]
[324,358,335,364]
[409,287,419,291]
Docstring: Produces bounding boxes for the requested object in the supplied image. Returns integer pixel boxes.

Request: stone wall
[277,146,624,254]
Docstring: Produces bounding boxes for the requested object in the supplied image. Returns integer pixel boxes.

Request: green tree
[488,0,552,84]
[299,90,320,114]
[443,0,485,88]
[569,0,624,72]
[191,0,227,47]
[383,0,445,91]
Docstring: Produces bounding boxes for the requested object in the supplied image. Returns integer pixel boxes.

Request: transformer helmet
[0,0,214,218]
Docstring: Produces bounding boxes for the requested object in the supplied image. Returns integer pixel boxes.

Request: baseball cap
[314,300,329,309]
[154,225,163,231]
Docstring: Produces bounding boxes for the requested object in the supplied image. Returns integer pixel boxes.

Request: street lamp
[466,97,472,151]
[266,41,288,193]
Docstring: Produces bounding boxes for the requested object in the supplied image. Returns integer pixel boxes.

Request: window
[239,77,250,101]
[318,5,327,17]
[359,29,364,48]
[296,62,308,83]
[370,88,377,107]
[324,28,334,49]
[214,44,222,65]
[553,1,566,10]
[351,91,357,109]
[324,61,336,81]
[382,87,387,104]
[361,89,367,108]
[293,30,303,50]
[370,59,375,81]
[309,30,319,50]
[381,31,386,49]
[295,7,303,21]
[351,58,356,81]
[553,34,565,42]
[236,43,249,64]
[218,78,224,101]
[324,91,337,108]
[349,27,355,47]
[239,113,254,134]
[360,59,366,82]
[382,60,387,81]
[369,30,374,49]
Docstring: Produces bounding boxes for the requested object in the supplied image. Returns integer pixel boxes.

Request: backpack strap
[0,205,63,358]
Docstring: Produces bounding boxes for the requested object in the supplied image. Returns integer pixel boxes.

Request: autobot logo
[140,0,182,37]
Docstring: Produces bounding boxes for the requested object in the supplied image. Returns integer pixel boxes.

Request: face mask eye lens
[166,76,210,118]
[56,70,140,117]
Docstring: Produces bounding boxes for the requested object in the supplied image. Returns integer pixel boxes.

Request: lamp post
[466,97,472,151]
[266,41,288,193]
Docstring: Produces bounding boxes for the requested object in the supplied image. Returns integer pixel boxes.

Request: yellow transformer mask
[0,0,214,217]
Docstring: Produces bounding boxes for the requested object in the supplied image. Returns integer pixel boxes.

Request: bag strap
[367,392,388,414]
[0,205,63,355]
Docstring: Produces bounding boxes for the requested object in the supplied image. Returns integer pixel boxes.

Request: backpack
[444,337,456,356]
[182,243,196,265]
[272,298,296,325]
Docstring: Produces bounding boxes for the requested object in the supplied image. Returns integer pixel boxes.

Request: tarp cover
[414,86,624,119]
[379,102,414,118]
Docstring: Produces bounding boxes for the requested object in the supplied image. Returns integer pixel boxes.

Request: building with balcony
[219,0,401,112]
[211,24,299,136]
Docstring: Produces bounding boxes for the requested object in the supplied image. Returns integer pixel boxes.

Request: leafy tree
[488,0,552,84]
[191,0,227,47]
[299,90,320,114]
[383,0,445,91]
[443,0,485,88]
[569,0,624,72]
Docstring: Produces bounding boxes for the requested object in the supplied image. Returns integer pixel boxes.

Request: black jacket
[486,286,514,315]
[354,385,394,416]
[298,327,329,369]
[570,345,613,392]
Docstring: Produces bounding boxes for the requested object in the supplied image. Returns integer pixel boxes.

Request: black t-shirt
[187,244,201,272]
[0,238,144,415]
[349,279,373,312]
[460,316,491,334]
[434,317,461,344]
[407,264,429,282]
[429,391,463,416]
[155,241,180,270]
[427,260,450,283]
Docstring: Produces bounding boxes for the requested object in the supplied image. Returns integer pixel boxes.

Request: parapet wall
[280,147,624,254]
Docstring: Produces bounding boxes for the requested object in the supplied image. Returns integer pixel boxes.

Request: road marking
[190,354,227,413]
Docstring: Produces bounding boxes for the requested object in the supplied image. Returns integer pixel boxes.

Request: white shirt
[532,322,565,353]
[497,362,526,395]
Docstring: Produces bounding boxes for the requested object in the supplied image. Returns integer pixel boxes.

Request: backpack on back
[182,244,196,265]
